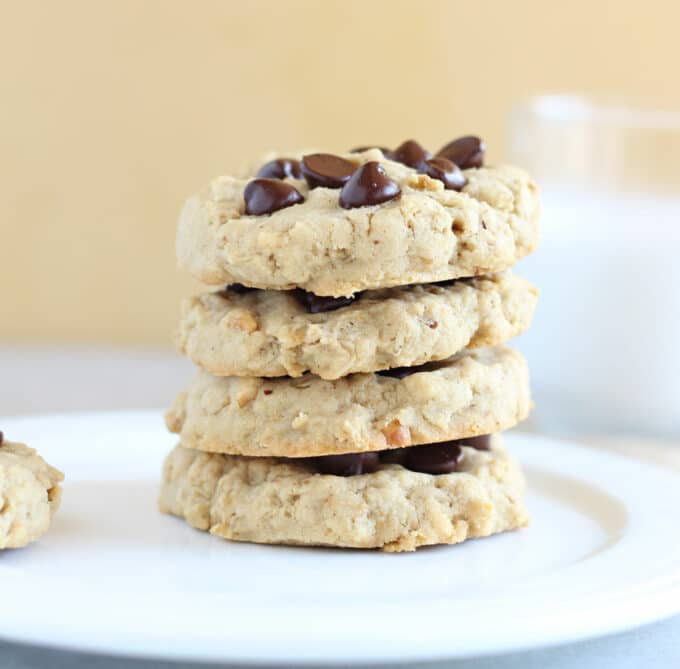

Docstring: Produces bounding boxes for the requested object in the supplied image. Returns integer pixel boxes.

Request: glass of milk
[509,96,680,438]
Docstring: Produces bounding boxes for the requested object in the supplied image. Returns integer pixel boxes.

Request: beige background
[2,0,678,346]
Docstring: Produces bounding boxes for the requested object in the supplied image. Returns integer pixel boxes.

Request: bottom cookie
[0,436,63,549]
[159,438,529,552]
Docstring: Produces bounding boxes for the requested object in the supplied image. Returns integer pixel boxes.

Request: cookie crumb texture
[176,150,540,295]
[0,441,63,549]
[177,273,538,379]
[159,442,529,552]
[166,346,530,457]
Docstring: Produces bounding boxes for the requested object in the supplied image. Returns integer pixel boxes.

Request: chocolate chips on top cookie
[390,139,432,170]
[244,178,304,216]
[386,139,466,190]
[436,135,485,168]
[350,145,391,156]
[423,157,466,191]
[301,153,356,189]
[339,161,401,209]
[256,158,303,180]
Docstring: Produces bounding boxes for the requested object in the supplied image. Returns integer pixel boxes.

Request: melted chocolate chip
[256,158,303,180]
[308,452,380,477]
[350,146,392,156]
[423,157,466,191]
[376,366,417,379]
[306,440,465,476]
[244,179,304,216]
[404,441,463,475]
[294,289,356,313]
[378,448,407,465]
[436,136,485,168]
[220,283,359,313]
[462,434,491,451]
[339,162,401,209]
[225,283,257,294]
[301,153,357,189]
[432,278,458,288]
[376,360,434,379]
[296,434,492,477]
[391,140,431,170]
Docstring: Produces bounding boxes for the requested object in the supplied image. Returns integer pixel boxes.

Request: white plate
[2,411,680,665]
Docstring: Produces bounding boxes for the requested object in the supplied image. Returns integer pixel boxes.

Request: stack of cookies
[160,136,540,552]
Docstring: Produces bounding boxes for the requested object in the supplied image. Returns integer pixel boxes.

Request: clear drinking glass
[509,96,680,438]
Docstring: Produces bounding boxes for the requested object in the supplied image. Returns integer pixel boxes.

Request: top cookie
[177,141,540,296]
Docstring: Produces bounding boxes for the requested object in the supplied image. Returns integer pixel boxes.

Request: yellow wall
[2,0,678,345]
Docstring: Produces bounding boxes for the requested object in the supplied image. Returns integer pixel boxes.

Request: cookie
[0,438,63,549]
[159,439,529,552]
[177,273,537,380]
[176,148,539,295]
[165,345,530,457]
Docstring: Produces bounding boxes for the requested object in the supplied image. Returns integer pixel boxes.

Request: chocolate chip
[297,437,477,477]
[263,389,273,396]
[432,278,457,288]
[436,136,485,168]
[225,283,257,294]
[309,452,380,477]
[423,157,466,191]
[244,178,304,216]
[404,441,463,475]
[256,158,302,180]
[376,360,434,379]
[301,153,356,189]
[339,162,401,209]
[376,366,417,379]
[351,146,392,156]
[379,448,407,465]
[390,140,431,170]
[294,289,356,313]
[462,434,491,451]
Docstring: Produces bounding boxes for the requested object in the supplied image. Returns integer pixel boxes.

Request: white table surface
[2,344,679,669]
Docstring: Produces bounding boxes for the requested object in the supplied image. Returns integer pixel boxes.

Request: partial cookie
[177,273,537,380]
[176,149,539,295]
[0,438,63,549]
[159,440,529,552]
[166,345,530,457]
